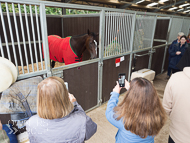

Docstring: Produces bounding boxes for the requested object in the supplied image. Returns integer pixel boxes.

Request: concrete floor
[86,72,170,143]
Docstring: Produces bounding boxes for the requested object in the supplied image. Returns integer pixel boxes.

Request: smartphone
[118,73,125,87]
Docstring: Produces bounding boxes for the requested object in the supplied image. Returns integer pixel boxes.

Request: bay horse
[47,30,99,68]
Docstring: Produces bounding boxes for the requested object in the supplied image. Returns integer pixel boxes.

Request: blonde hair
[37,77,73,119]
[114,78,166,138]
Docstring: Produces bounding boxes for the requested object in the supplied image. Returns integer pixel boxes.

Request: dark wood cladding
[154,19,170,40]
[47,17,62,36]
[151,42,165,75]
[132,50,149,71]
[63,62,98,111]
[102,55,129,103]
[164,45,170,72]
[62,17,99,37]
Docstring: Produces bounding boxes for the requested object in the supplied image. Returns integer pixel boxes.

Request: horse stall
[0,0,190,137]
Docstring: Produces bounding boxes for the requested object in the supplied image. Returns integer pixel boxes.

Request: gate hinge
[98,99,102,105]
[99,62,103,67]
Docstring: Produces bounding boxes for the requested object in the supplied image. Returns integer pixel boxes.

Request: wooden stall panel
[63,17,99,37]
[63,63,98,111]
[102,55,129,103]
[132,50,149,72]
[154,19,169,40]
[151,42,165,75]
[47,17,62,36]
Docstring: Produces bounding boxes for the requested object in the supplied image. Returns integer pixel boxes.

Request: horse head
[86,29,99,59]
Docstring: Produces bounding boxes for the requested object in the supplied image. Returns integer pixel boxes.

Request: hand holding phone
[69,93,76,103]
[113,81,122,93]
[118,73,125,87]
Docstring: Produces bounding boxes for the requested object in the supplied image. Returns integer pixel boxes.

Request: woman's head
[114,77,166,138]
[187,34,190,39]
[180,35,187,45]
[177,32,184,41]
[37,77,73,119]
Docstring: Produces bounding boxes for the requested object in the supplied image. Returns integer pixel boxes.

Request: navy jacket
[169,42,188,69]
[168,39,178,61]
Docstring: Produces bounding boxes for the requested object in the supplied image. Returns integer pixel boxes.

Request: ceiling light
[177,9,184,11]
[136,0,145,4]
[169,7,178,10]
[184,10,190,13]
[147,2,158,7]
[159,0,169,2]
[179,3,190,8]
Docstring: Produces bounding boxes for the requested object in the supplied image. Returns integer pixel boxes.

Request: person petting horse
[44,30,99,68]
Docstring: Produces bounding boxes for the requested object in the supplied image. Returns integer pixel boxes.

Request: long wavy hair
[114,77,166,138]
[37,77,73,119]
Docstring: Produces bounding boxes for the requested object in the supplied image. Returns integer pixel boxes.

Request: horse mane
[72,33,87,38]
[72,32,97,38]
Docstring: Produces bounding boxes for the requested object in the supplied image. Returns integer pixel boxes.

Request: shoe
[165,75,170,80]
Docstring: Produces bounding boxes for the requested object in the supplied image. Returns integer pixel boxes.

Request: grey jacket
[26,102,97,143]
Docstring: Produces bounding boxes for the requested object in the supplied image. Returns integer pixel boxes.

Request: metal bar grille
[35,5,44,71]
[0,2,11,61]
[12,3,24,74]
[181,19,190,36]
[18,3,30,73]
[30,5,39,71]
[24,4,34,72]
[5,2,19,73]
[0,36,4,57]
[0,2,43,76]
[104,12,133,57]
[133,15,155,51]
[168,18,183,43]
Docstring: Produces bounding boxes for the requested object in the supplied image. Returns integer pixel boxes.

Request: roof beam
[154,0,190,12]
[118,0,144,9]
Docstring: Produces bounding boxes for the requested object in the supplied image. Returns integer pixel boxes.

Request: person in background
[0,120,10,143]
[106,78,166,143]
[163,67,190,143]
[26,76,97,143]
[166,32,184,79]
[169,35,188,74]
[186,33,190,43]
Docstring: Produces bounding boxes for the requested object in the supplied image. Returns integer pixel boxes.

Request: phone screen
[118,74,125,87]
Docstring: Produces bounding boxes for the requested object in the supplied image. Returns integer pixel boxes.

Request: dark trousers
[167,66,172,76]
[171,68,180,74]
[168,136,175,143]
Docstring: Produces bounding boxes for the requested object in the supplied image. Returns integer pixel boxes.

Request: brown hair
[187,33,190,39]
[37,77,73,119]
[114,77,166,138]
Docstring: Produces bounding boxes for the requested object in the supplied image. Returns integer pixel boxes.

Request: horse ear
[88,29,90,35]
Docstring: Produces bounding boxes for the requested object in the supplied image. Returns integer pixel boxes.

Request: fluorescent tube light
[159,0,169,2]
[169,7,178,10]
[184,10,190,13]
[147,2,158,7]
[177,9,184,11]
[136,0,145,4]
[179,3,190,8]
